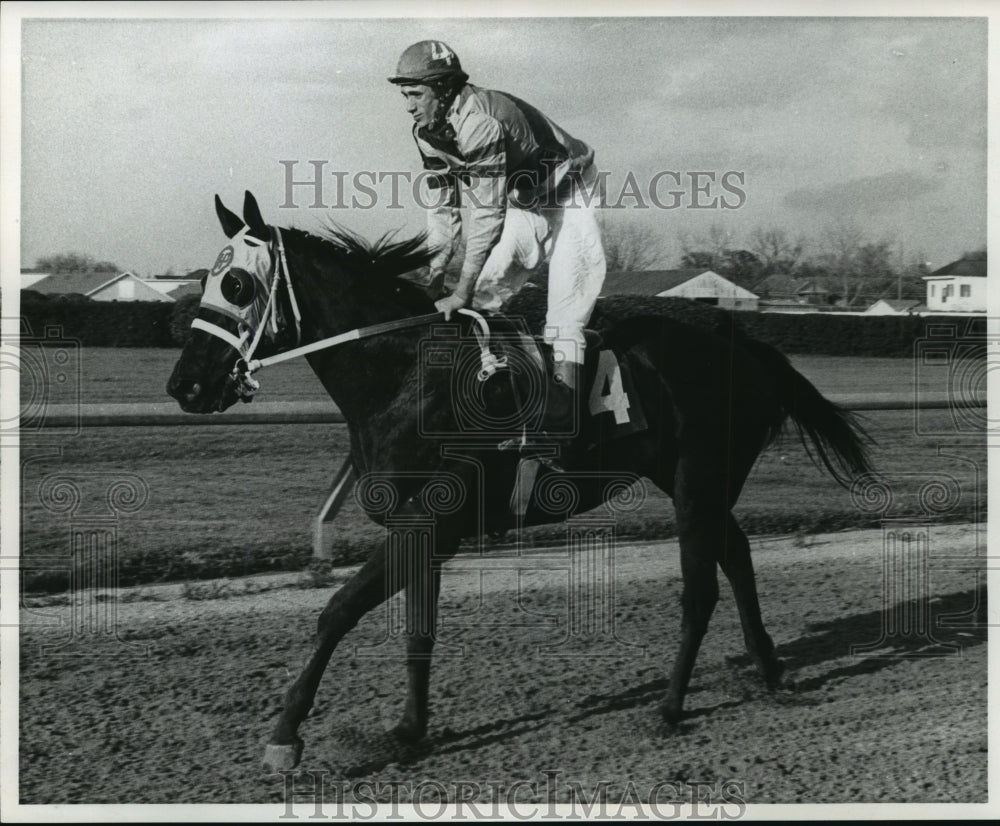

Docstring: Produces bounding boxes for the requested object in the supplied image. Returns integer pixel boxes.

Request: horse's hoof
[763,658,786,688]
[661,702,683,728]
[263,739,304,772]
[390,722,427,747]
[764,659,794,692]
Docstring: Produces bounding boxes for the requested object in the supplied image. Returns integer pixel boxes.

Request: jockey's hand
[435,291,471,320]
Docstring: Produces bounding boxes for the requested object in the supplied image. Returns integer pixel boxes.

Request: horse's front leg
[393,560,444,744]
[263,548,403,772]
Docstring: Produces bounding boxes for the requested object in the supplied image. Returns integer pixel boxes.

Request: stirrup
[533,328,603,356]
[584,328,603,350]
[497,430,567,471]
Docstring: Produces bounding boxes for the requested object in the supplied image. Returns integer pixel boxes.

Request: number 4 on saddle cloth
[416,311,648,458]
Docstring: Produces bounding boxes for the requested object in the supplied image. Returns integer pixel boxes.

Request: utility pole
[897,241,904,301]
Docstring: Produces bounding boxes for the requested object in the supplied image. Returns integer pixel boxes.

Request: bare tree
[817,222,866,307]
[33,252,120,274]
[748,227,805,275]
[677,223,734,270]
[812,223,909,307]
[599,214,671,271]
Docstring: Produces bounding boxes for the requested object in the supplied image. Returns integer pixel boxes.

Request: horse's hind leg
[717,514,783,686]
[663,508,721,726]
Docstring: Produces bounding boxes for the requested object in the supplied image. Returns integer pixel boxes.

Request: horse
[167,191,873,772]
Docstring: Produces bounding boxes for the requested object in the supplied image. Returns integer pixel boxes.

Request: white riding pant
[471,165,606,366]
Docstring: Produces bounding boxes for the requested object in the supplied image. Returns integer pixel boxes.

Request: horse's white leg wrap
[263,739,304,772]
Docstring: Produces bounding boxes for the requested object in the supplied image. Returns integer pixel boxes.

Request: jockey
[389,40,606,438]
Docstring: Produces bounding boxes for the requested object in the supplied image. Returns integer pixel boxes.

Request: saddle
[416,308,648,517]
[420,309,646,440]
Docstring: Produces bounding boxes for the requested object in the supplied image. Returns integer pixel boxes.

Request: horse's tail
[740,335,876,488]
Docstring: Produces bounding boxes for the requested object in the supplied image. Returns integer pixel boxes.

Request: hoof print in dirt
[769,674,798,694]
[331,727,430,778]
[657,717,695,738]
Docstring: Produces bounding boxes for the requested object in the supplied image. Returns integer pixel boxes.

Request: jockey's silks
[412,84,595,287]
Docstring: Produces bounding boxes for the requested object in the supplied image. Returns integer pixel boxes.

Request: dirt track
[19,525,987,807]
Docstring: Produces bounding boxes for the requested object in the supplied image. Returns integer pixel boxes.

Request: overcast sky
[15,12,988,276]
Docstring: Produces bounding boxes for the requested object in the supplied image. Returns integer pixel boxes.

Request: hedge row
[19,291,987,356]
[20,292,191,347]
[731,310,986,357]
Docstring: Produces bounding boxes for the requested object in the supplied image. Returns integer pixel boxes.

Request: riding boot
[540,357,580,437]
[524,356,577,473]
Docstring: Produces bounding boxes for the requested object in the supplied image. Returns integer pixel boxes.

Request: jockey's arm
[435,115,507,317]
[425,180,462,281]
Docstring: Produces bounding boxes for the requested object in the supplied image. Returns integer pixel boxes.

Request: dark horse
[168,192,873,772]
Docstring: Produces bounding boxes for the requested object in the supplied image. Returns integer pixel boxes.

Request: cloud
[871,29,987,149]
[783,170,943,213]
[16,16,987,275]
[658,19,841,111]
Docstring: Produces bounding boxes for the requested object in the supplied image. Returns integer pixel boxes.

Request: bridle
[190,225,507,401]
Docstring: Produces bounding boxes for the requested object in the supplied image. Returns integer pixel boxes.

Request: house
[20,270,51,290]
[794,280,832,306]
[23,271,172,302]
[602,269,759,311]
[758,299,825,314]
[753,273,799,300]
[21,270,200,302]
[864,298,923,316]
[144,279,203,301]
[923,256,987,313]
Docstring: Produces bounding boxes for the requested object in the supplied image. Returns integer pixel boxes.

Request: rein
[245,311,445,372]
[198,225,507,399]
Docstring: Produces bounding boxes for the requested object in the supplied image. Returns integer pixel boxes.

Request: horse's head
[169,188,439,414]
[167,191,288,413]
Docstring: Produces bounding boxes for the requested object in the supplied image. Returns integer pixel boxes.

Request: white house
[864,299,923,316]
[602,268,759,311]
[923,256,986,313]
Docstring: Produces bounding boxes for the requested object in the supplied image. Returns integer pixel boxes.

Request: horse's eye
[221,268,256,308]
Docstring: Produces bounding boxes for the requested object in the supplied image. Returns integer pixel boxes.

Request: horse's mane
[292,220,434,282]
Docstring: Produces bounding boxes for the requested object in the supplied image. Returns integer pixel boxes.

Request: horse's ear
[215,195,244,238]
[243,191,268,240]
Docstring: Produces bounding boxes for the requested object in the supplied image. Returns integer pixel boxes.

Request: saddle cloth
[473,312,647,450]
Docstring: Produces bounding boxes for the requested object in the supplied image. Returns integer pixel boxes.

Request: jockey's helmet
[388,40,469,86]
